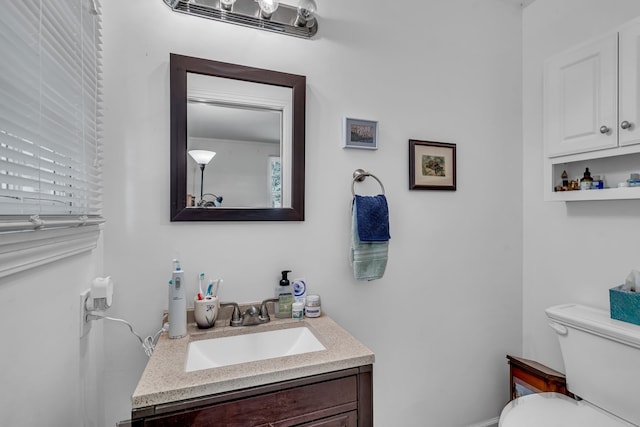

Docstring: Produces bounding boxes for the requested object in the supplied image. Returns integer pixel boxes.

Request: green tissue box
[610,285,640,326]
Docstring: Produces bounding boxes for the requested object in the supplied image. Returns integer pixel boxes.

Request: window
[0,0,104,278]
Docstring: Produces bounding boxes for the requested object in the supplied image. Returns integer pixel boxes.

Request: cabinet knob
[621,120,633,130]
[600,125,610,134]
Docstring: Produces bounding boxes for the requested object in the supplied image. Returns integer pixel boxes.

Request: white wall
[0,246,104,426]
[187,137,280,207]
[101,1,523,426]
[522,0,640,371]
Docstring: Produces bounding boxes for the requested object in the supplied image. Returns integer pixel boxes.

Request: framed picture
[343,117,378,150]
[409,140,457,191]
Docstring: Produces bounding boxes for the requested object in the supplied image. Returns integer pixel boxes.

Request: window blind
[0,0,103,224]
[0,0,104,277]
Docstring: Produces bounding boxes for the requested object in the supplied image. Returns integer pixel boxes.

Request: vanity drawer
[292,411,358,427]
[139,369,365,427]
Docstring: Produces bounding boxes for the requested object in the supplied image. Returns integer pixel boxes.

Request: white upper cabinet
[618,22,640,147]
[544,33,618,158]
[543,17,640,202]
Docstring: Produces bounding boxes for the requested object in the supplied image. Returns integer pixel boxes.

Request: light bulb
[257,0,279,18]
[296,0,317,26]
[220,0,236,10]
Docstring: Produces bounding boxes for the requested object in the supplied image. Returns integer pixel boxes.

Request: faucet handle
[260,297,279,322]
[220,302,242,326]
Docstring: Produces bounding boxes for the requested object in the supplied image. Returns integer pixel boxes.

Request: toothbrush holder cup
[194,296,219,329]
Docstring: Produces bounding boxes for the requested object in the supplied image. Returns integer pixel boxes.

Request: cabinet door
[619,21,640,147]
[544,33,618,157]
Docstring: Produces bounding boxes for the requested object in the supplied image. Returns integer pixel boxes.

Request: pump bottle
[168,259,187,338]
[275,270,293,318]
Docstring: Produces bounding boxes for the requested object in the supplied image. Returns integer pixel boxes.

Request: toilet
[499,303,640,427]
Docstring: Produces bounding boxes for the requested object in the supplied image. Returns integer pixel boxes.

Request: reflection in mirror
[186,72,291,208]
[170,54,306,221]
[187,103,281,208]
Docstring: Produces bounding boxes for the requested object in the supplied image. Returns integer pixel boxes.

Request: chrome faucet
[220,298,280,326]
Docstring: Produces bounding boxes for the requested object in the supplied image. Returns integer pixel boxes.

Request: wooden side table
[507,355,570,401]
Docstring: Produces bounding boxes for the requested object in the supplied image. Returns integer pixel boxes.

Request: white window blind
[0,0,104,277]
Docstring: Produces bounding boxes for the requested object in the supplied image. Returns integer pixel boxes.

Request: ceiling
[188,101,281,145]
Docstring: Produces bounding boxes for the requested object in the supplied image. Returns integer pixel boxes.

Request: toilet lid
[499,393,633,427]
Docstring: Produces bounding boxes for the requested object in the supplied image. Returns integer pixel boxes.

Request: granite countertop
[131,307,375,409]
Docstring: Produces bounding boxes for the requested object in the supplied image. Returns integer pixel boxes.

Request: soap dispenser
[168,259,187,339]
[275,270,293,318]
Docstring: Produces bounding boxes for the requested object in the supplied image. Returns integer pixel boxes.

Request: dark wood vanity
[507,355,569,401]
[130,365,372,427]
[126,314,374,427]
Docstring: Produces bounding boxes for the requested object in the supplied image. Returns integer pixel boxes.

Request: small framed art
[409,140,457,191]
[343,117,378,150]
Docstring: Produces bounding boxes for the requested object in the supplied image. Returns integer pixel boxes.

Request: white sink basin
[185,326,326,372]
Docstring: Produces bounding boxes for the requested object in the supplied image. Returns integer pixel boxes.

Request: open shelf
[548,186,640,201]
[545,151,640,201]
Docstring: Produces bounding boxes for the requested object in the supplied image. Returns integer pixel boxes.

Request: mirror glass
[187,73,291,208]
[170,54,306,221]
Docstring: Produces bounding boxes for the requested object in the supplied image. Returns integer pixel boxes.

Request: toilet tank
[545,303,640,426]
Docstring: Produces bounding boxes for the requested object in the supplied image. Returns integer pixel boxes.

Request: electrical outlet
[79,289,91,338]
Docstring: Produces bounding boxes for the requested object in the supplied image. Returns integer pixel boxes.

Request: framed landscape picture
[409,140,456,191]
[343,117,378,150]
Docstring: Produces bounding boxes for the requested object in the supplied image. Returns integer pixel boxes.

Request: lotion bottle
[168,259,187,338]
[293,278,307,305]
[275,270,293,318]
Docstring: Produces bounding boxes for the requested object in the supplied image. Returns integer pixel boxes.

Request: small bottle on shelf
[592,175,604,189]
[580,168,593,190]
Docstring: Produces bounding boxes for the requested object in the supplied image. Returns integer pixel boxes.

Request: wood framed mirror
[170,53,305,221]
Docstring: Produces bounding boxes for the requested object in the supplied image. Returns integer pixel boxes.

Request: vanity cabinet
[544,17,640,201]
[130,366,372,427]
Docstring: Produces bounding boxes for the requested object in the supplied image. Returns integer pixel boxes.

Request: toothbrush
[213,279,222,297]
[205,280,213,297]
[197,273,205,300]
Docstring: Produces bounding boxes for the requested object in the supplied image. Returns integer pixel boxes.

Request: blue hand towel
[354,195,390,242]
[350,198,389,281]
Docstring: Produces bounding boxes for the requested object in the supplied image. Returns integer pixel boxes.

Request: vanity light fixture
[188,150,216,207]
[162,0,318,38]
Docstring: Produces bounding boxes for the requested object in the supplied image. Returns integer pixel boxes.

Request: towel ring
[352,169,385,196]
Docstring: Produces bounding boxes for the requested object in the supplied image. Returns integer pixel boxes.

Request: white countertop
[131,312,375,409]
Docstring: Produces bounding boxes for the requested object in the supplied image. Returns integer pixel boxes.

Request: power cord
[88,313,167,357]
